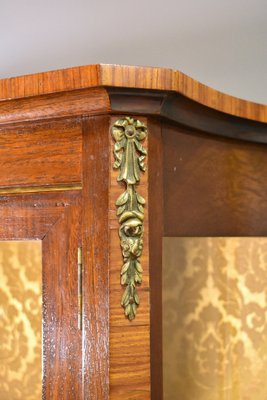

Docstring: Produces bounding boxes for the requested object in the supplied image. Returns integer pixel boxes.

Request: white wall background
[0,0,266,104]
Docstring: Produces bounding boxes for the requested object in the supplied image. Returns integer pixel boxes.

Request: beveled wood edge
[0,64,266,123]
[108,88,267,144]
[0,85,266,143]
[0,87,110,126]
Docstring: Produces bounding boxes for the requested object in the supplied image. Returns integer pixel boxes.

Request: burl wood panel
[109,116,151,399]
[42,198,82,400]
[163,123,267,236]
[0,119,82,188]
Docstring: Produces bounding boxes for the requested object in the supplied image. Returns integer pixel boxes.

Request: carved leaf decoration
[112,117,147,321]
[136,261,143,273]
[135,273,142,284]
[121,260,130,274]
[136,193,146,205]
[134,291,139,305]
[121,286,130,305]
[138,204,144,213]
[116,191,129,206]
[117,205,126,216]
[121,273,127,285]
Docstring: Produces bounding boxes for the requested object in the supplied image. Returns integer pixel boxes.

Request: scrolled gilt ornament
[112,117,147,320]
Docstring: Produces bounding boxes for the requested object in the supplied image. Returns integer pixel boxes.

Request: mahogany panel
[163,123,267,236]
[0,191,80,240]
[42,198,82,400]
[82,116,110,400]
[0,119,82,188]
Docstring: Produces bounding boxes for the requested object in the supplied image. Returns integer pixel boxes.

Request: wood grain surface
[1,63,267,400]
[109,116,151,399]
[0,191,80,240]
[163,123,267,237]
[0,64,266,122]
[82,116,110,400]
[108,88,267,144]
[0,189,83,399]
[148,118,164,400]
[0,119,82,188]
[110,325,151,400]
[42,197,82,400]
[0,88,109,126]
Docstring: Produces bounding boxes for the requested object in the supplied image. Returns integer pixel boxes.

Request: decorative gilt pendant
[112,117,147,320]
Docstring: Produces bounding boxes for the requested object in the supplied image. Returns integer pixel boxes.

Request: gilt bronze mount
[112,117,147,320]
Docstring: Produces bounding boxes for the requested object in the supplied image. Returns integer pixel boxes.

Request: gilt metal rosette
[112,117,147,320]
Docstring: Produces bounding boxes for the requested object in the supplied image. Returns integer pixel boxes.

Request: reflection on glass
[0,241,42,400]
[163,237,267,400]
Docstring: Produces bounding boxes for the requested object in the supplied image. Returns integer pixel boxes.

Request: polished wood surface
[163,123,267,237]
[148,119,164,400]
[82,116,110,400]
[110,325,151,400]
[0,88,109,125]
[109,116,151,399]
[108,88,267,144]
[0,191,80,239]
[1,64,267,399]
[160,93,267,144]
[43,197,82,400]
[0,191,82,399]
[0,119,82,188]
[0,64,266,122]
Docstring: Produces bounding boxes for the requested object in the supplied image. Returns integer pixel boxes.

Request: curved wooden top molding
[0,64,266,123]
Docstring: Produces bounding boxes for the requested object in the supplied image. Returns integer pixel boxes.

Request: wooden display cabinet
[0,64,267,399]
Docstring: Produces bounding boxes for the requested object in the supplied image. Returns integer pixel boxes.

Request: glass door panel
[163,237,267,400]
[0,241,42,400]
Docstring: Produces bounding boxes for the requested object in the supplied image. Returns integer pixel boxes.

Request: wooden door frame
[0,191,82,399]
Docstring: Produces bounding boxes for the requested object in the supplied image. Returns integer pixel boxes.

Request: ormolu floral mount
[112,117,147,320]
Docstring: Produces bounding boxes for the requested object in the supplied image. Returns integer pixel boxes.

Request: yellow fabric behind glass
[163,237,267,400]
[0,241,42,400]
